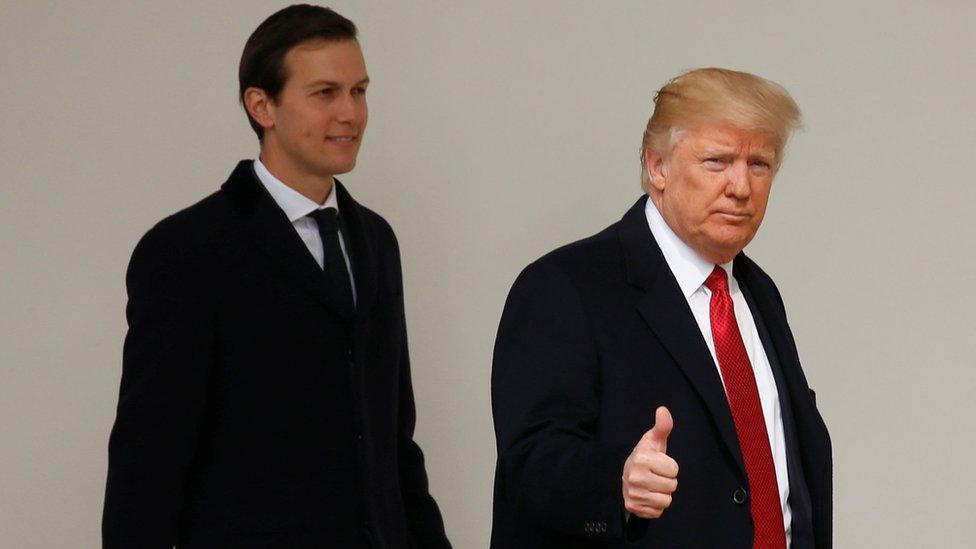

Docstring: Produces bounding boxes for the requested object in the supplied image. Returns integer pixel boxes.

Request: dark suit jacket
[103,161,450,548]
[490,196,831,548]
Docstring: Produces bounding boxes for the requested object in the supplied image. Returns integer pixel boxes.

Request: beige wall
[2,1,974,546]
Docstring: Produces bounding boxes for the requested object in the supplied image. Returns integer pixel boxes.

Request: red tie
[704,266,786,549]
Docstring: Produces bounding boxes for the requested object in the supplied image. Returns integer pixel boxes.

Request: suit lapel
[619,195,747,477]
[735,259,830,449]
[738,268,815,544]
[221,161,353,319]
[334,180,378,318]
[736,257,831,546]
[734,259,818,426]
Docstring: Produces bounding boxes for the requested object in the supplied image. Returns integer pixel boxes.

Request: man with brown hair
[103,5,450,547]
[491,68,831,548]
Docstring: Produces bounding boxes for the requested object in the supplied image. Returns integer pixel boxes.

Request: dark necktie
[309,207,355,317]
[704,266,786,549]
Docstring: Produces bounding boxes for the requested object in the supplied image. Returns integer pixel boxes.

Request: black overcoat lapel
[618,195,747,478]
[737,263,816,547]
[734,259,824,437]
[334,180,378,319]
[735,256,832,545]
[736,259,833,532]
[220,160,354,320]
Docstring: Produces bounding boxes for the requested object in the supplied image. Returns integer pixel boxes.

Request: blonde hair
[639,67,802,191]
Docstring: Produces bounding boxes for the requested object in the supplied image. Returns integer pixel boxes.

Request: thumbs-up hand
[622,406,679,519]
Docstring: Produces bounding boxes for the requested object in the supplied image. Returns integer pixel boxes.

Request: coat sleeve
[491,259,632,541]
[102,224,214,548]
[388,234,452,548]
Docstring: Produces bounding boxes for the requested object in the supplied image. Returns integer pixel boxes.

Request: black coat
[103,161,450,548]
[490,196,831,548]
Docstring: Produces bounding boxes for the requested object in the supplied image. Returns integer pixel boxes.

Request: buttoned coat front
[103,161,450,548]
[490,195,831,548]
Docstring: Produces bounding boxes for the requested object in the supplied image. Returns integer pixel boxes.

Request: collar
[253,158,339,222]
[644,197,735,298]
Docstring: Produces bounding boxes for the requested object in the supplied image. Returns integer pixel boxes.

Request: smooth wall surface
[2,1,973,546]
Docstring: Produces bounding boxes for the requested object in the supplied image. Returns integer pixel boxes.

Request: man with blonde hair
[491,68,831,548]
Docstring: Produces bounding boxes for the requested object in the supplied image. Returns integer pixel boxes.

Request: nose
[336,93,361,124]
[725,161,751,199]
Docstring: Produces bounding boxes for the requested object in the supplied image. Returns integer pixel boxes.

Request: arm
[491,260,632,540]
[102,225,213,548]
[389,236,451,548]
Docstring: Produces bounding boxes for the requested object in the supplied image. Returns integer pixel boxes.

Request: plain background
[2,1,974,547]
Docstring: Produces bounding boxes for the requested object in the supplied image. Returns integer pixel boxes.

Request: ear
[243,87,275,132]
[645,147,668,192]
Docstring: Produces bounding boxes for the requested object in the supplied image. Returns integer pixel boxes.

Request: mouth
[715,211,751,222]
[326,135,359,144]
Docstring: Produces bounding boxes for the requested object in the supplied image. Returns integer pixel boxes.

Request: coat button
[733,487,748,505]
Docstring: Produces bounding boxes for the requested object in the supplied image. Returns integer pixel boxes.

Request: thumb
[647,406,673,453]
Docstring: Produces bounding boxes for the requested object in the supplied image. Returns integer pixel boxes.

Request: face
[256,39,369,182]
[646,124,779,264]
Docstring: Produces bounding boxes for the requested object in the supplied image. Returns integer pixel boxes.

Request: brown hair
[640,68,802,190]
[239,4,357,139]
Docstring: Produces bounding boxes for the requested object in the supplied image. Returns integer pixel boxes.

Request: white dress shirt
[645,198,792,544]
[253,158,357,306]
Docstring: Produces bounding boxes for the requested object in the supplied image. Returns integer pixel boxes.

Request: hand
[622,406,678,519]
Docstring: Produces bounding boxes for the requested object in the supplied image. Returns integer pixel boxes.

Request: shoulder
[142,191,230,243]
[134,190,232,251]
[737,253,786,308]
[335,180,399,252]
[126,191,234,289]
[356,202,398,246]
[520,222,623,287]
[350,201,400,270]
[508,222,625,306]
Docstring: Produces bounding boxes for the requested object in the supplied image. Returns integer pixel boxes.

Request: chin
[702,238,749,264]
[711,228,754,250]
[320,160,357,176]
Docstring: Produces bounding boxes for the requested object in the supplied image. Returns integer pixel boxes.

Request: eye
[316,88,336,97]
[749,160,771,170]
[352,86,367,96]
[703,158,726,170]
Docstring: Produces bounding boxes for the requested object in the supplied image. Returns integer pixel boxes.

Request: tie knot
[704,265,729,293]
[309,207,339,230]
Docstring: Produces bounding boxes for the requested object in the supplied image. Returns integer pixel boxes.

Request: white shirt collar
[644,197,735,298]
[252,158,339,222]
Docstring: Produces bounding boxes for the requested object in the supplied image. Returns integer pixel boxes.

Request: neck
[259,146,334,205]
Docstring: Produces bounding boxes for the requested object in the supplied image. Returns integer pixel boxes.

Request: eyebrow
[305,77,370,89]
[699,147,735,157]
[698,147,775,161]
